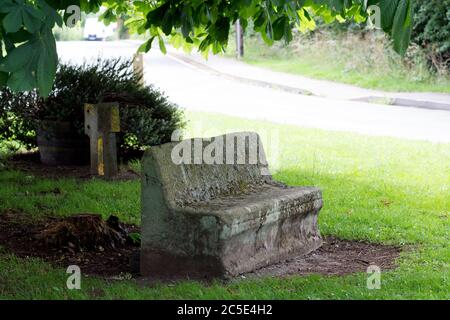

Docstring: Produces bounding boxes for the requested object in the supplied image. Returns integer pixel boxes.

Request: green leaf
[22,8,42,33]
[331,0,345,13]
[161,9,173,35]
[7,46,39,92]
[36,27,57,96]
[158,36,167,54]
[263,21,274,44]
[212,17,230,43]
[0,71,8,86]
[380,0,400,32]
[137,37,155,53]
[1,1,45,34]
[3,9,22,33]
[0,25,57,95]
[392,0,412,55]
[38,0,63,28]
[0,42,31,73]
[272,17,286,41]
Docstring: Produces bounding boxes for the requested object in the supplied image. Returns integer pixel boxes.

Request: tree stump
[35,214,126,251]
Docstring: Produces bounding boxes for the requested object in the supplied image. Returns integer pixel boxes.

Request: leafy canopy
[0,0,414,96]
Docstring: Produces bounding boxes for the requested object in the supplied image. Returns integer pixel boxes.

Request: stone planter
[37,120,89,166]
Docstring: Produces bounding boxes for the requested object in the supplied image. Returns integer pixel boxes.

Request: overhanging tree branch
[0,0,414,96]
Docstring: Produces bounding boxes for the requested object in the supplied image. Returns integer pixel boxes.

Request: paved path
[57,41,450,143]
[168,48,450,111]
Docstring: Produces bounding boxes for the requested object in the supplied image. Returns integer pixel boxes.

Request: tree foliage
[412,0,450,69]
[0,0,414,96]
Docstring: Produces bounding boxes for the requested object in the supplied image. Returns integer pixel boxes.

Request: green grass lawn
[226,33,450,93]
[0,111,449,299]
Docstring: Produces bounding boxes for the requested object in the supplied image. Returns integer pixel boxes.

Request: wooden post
[84,103,120,178]
[235,19,244,59]
[133,53,144,87]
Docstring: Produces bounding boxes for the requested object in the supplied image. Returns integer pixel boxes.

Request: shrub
[0,58,185,159]
[412,0,450,71]
[0,89,38,149]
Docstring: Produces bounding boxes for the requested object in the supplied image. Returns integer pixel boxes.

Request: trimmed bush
[0,57,185,158]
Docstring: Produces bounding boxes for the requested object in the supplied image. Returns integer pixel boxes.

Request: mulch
[245,236,402,278]
[0,210,402,281]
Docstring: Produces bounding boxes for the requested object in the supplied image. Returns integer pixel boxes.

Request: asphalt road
[57,41,450,143]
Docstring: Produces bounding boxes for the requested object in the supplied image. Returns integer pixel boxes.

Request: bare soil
[245,236,402,278]
[7,152,139,180]
[0,210,140,278]
[0,210,402,281]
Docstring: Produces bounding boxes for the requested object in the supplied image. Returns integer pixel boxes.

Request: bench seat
[140,132,323,278]
[182,183,322,231]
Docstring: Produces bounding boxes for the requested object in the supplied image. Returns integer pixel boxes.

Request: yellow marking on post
[110,106,120,132]
[98,136,104,176]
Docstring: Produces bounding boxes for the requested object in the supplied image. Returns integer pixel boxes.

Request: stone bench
[140,132,323,278]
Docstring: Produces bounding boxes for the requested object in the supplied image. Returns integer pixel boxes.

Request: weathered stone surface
[140,132,323,278]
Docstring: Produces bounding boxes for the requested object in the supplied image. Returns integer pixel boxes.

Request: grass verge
[226,31,450,93]
[0,111,449,299]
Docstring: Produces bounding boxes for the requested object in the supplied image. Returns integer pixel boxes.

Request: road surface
[57,41,450,143]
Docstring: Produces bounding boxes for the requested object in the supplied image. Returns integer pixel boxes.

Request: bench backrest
[142,132,270,207]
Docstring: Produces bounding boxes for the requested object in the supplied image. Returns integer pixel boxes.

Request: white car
[83,18,116,41]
